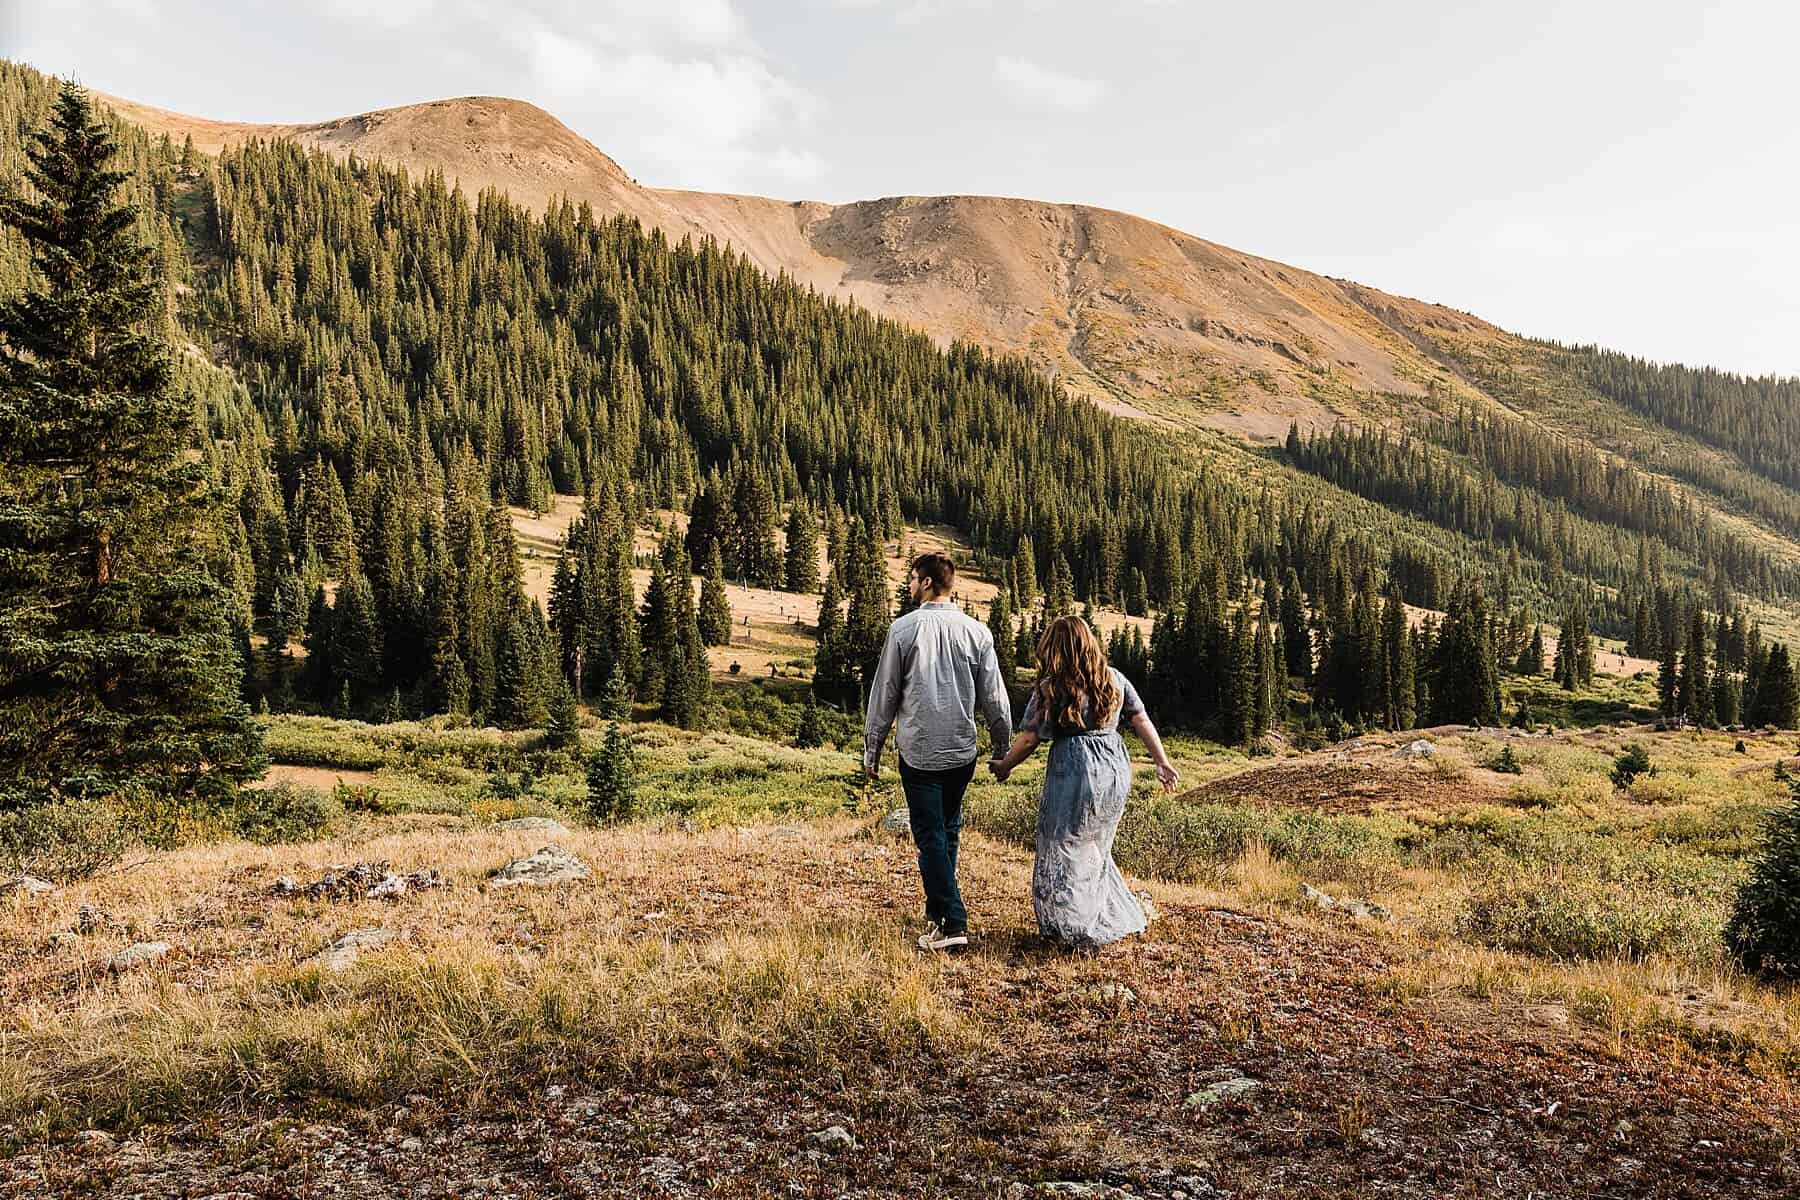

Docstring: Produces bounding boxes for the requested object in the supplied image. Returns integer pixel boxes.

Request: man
[864,552,1014,951]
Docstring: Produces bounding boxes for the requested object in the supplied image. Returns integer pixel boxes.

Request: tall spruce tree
[782,502,819,593]
[0,83,263,811]
[698,543,732,647]
[1748,643,1797,729]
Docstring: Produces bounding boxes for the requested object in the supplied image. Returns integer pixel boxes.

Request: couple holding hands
[862,552,1180,952]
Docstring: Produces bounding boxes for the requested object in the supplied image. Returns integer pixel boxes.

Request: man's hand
[988,757,1011,783]
[864,764,879,780]
[1155,761,1180,793]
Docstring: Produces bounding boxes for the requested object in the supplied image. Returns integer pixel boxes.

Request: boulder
[489,844,590,888]
[806,1124,858,1154]
[4,874,54,898]
[878,808,911,836]
[307,927,397,972]
[1395,739,1437,758]
[1184,1074,1262,1109]
[494,816,570,834]
[109,941,172,972]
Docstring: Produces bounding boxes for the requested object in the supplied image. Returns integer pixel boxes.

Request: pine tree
[1516,624,1545,677]
[698,543,733,646]
[1381,592,1416,730]
[1680,609,1713,727]
[842,521,891,699]
[1123,567,1148,617]
[988,591,1017,691]
[1252,612,1278,740]
[544,680,581,750]
[1748,643,1798,729]
[1045,553,1076,619]
[0,82,264,812]
[782,502,819,593]
[794,693,826,749]
[731,467,781,587]
[812,572,856,707]
[584,723,637,823]
[1658,633,1681,721]
[1279,569,1312,682]
[1011,537,1038,610]
[1725,774,1800,976]
[1221,606,1255,746]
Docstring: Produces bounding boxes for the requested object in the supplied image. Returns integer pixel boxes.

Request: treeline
[1284,423,1794,625]
[1549,343,1800,494]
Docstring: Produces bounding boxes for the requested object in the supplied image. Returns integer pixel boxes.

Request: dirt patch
[1188,756,1504,815]
[248,764,377,792]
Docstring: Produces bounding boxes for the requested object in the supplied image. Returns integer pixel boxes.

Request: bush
[1610,743,1654,790]
[1725,778,1800,976]
[1486,745,1524,775]
[1457,875,1717,963]
[0,798,130,882]
[233,782,341,844]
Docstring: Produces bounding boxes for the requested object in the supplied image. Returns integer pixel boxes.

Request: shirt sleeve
[974,626,1014,753]
[1116,670,1145,723]
[861,628,906,773]
[1020,686,1047,738]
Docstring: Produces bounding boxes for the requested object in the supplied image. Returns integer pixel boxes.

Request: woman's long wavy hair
[1033,616,1120,732]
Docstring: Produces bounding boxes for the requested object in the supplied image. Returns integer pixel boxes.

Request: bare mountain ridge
[100,89,1507,436]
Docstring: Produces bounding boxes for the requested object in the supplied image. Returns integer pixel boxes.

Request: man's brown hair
[912,551,956,597]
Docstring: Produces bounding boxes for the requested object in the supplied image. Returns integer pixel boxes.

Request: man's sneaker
[916,922,969,952]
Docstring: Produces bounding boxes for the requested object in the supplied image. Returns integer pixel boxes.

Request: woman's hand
[988,757,1011,783]
[1155,760,1180,793]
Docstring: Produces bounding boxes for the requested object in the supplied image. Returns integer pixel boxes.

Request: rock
[1092,982,1137,1007]
[365,873,407,900]
[403,867,449,892]
[1395,738,1437,758]
[74,903,111,933]
[494,816,569,834]
[771,826,804,840]
[488,844,590,888]
[879,808,911,836]
[71,1129,114,1150]
[109,941,172,972]
[1008,1184,1132,1199]
[47,930,80,950]
[271,875,298,896]
[5,874,54,897]
[806,1124,857,1153]
[307,927,397,972]
[1184,1074,1262,1109]
[399,1136,424,1152]
[1299,882,1336,911]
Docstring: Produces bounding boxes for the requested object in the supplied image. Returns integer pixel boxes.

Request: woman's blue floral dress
[1020,668,1147,949]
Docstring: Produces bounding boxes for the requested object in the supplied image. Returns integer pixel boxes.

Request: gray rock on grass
[806,1124,858,1154]
[4,874,54,898]
[494,816,570,834]
[308,927,397,972]
[488,844,590,888]
[109,941,172,972]
[1184,1074,1263,1110]
[878,808,911,836]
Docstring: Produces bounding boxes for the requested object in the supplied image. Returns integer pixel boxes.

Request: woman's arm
[1128,711,1181,792]
[988,730,1040,782]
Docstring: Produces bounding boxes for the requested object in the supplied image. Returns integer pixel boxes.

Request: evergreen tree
[1252,611,1278,740]
[842,521,890,699]
[987,591,1017,691]
[584,723,636,823]
[1658,633,1681,720]
[544,680,581,750]
[730,467,780,587]
[1713,671,1742,728]
[794,693,825,749]
[1516,623,1545,677]
[1221,606,1255,746]
[0,82,263,811]
[812,572,856,707]
[1679,609,1713,727]
[1747,643,1798,729]
[1279,568,1312,682]
[1123,567,1148,617]
[1011,537,1038,610]
[698,543,733,647]
[782,502,819,593]
[1725,774,1800,977]
[598,665,632,722]
[1045,553,1076,619]
[1381,592,1416,730]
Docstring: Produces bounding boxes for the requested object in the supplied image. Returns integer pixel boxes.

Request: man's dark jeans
[898,756,977,935]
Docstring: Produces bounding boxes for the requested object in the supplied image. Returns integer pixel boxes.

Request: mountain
[94,89,1503,439]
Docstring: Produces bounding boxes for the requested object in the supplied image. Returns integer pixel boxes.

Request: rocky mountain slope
[97,90,1505,439]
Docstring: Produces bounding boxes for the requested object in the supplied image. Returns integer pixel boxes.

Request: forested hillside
[3,60,1796,744]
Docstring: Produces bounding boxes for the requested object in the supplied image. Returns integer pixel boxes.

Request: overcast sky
[6,0,1795,376]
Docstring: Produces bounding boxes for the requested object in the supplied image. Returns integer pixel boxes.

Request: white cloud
[994,54,1104,113]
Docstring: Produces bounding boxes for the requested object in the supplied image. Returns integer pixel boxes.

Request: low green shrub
[1456,874,1720,963]
[234,783,341,844]
[0,798,131,882]
[1611,743,1655,790]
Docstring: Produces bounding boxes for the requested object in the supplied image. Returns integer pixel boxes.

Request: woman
[989,616,1180,950]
